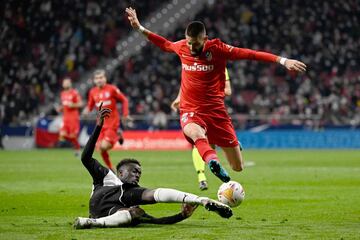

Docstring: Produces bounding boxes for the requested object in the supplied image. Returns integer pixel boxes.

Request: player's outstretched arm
[138,204,198,224]
[125,7,150,37]
[81,104,111,164]
[80,104,112,183]
[125,7,175,52]
[222,43,307,73]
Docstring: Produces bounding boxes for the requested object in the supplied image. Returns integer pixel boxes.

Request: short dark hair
[93,69,106,77]
[185,21,206,37]
[116,158,141,172]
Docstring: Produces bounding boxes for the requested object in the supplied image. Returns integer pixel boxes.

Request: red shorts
[180,109,239,148]
[98,127,119,146]
[60,120,80,137]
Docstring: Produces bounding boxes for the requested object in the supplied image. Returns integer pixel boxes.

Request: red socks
[101,150,113,169]
[194,138,219,164]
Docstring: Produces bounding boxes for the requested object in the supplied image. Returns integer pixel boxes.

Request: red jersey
[148,33,278,112]
[87,84,129,128]
[60,89,81,122]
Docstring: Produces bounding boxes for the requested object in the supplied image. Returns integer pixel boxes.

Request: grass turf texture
[0,149,359,240]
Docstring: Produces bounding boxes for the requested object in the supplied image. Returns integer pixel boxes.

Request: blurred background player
[126,7,306,183]
[83,69,130,171]
[56,77,83,156]
[172,68,232,190]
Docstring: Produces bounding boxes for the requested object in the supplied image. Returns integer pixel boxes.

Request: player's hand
[171,98,180,112]
[55,104,63,113]
[284,59,307,73]
[97,103,111,126]
[122,115,134,126]
[117,128,124,145]
[125,7,141,30]
[181,203,198,218]
[68,102,75,108]
[82,107,89,116]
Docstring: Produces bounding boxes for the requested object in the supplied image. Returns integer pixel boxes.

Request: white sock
[87,210,132,228]
[153,188,208,205]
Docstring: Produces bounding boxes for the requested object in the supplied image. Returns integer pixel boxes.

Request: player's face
[118,163,142,185]
[62,79,72,90]
[94,73,107,88]
[186,34,207,56]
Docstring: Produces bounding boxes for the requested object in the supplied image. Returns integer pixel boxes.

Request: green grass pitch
[0,149,359,239]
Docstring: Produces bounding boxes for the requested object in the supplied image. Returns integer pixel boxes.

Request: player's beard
[96,82,105,88]
[190,46,203,56]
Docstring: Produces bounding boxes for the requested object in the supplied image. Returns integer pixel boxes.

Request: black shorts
[90,183,147,218]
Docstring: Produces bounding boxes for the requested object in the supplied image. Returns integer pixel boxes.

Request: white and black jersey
[80,123,188,225]
[81,125,146,218]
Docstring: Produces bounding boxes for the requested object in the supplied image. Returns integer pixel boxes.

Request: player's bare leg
[183,123,230,182]
[57,131,68,147]
[67,133,81,157]
[99,140,114,171]
[221,146,244,171]
[58,131,81,156]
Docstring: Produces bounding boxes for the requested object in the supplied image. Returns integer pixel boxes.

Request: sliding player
[74,105,232,229]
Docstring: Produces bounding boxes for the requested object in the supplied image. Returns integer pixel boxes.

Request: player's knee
[186,130,206,142]
[100,141,113,151]
[141,189,156,203]
[128,207,145,226]
[126,207,146,226]
[128,207,145,219]
[99,144,110,152]
[184,124,206,141]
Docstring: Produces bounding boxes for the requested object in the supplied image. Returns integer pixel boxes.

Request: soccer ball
[217,181,245,208]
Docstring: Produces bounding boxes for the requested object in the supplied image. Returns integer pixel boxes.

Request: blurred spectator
[0,0,167,125]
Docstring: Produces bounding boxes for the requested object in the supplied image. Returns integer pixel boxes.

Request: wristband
[138,25,145,33]
[279,57,287,65]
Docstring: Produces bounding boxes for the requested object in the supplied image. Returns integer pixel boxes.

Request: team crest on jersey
[105,91,110,98]
[205,51,212,61]
[181,113,188,123]
[225,44,234,52]
[181,112,195,123]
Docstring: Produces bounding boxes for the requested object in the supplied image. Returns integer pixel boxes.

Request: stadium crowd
[1,0,359,127]
[0,0,167,125]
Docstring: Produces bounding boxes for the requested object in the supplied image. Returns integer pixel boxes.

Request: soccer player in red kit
[83,69,130,170]
[126,7,307,182]
[57,77,83,156]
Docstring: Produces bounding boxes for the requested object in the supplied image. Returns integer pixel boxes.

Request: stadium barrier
[3,117,359,150]
[113,131,191,150]
[237,129,360,149]
[33,116,191,150]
